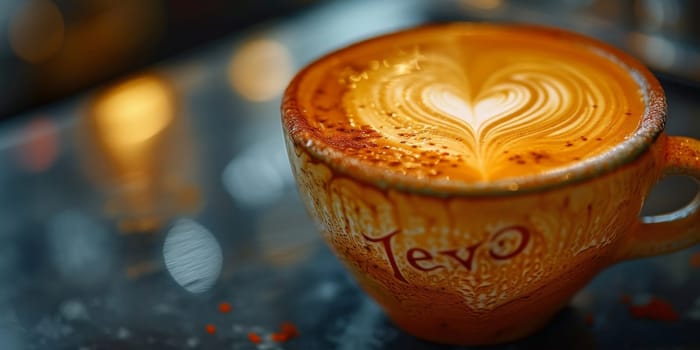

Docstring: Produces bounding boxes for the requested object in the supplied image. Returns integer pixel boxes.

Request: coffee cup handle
[617,136,700,261]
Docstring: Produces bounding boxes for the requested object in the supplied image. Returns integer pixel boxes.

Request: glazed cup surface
[282,23,700,345]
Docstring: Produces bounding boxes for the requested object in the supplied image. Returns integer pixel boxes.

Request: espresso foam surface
[294,25,644,182]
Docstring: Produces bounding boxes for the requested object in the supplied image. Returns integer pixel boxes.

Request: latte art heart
[424,86,503,133]
[296,26,644,181]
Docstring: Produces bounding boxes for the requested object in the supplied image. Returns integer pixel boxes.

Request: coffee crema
[291,24,645,182]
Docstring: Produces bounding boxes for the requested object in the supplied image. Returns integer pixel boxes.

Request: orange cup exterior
[282,24,700,345]
[285,128,666,345]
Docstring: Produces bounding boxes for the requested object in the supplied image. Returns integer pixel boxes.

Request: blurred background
[0,0,698,119]
[0,1,699,349]
[0,0,316,119]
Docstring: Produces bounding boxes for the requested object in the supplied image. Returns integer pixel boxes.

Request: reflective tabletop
[1,1,700,349]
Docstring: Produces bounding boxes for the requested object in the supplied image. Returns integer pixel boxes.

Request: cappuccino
[291,24,644,181]
[280,24,700,345]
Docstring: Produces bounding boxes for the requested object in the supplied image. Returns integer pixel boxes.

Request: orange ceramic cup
[281,24,700,345]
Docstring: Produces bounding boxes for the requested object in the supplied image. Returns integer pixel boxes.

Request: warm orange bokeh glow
[82,74,199,233]
[228,39,293,102]
[92,76,175,149]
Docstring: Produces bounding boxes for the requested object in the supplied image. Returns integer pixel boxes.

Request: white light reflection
[163,219,222,293]
[635,0,680,30]
[222,137,293,208]
[630,32,677,70]
[47,211,114,287]
[228,39,293,102]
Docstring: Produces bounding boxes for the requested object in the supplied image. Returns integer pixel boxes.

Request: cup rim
[281,22,667,197]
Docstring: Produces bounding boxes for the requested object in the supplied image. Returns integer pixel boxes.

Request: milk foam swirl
[344,49,635,179]
[291,26,645,182]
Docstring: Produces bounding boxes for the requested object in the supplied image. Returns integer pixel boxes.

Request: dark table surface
[1,1,700,349]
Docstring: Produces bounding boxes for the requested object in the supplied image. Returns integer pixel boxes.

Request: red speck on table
[248,332,262,344]
[218,302,232,314]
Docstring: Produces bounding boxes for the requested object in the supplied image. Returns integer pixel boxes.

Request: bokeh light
[629,32,677,70]
[47,210,114,287]
[163,219,223,293]
[228,39,293,102]
[222,137,293,208]
[634,0,680,31]
[8,0,65,64]
[92,75,175,149]
[82,74,200,233]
